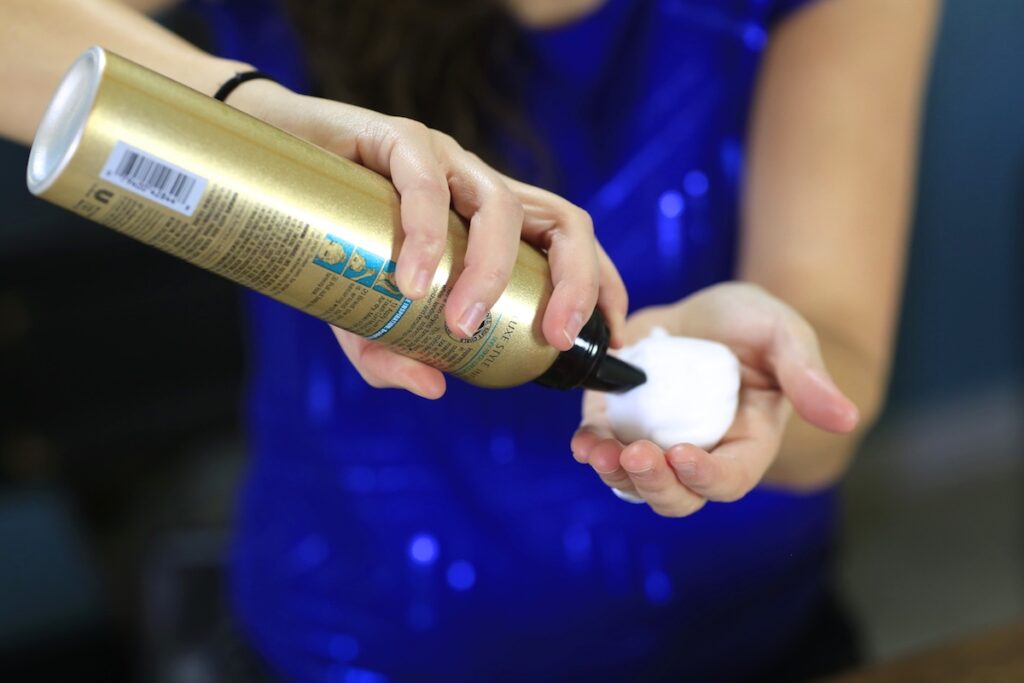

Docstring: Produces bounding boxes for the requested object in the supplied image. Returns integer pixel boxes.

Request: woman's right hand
[228,79,628,398]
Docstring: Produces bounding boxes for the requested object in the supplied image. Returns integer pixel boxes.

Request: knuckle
[499,193,525,225]
[416,244,445,267]
[564,205,595,234]
[463,150,485,166]
[391,116,430,138]
[430,130,460,153]
[544,226,568,249]
[409,226,445,254]
[415,175,451,202]
[474,262,513,292]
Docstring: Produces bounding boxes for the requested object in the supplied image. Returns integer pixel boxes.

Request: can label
[74,172,411,336]
[71,154,513,377]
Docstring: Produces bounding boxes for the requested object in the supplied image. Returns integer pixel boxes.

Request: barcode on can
[100,141,208,216]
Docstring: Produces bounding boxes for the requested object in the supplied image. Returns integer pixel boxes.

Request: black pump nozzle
[534,310,646,393]
[585,353,647,393]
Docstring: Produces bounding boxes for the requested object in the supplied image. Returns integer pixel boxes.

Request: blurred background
[838,0,1024,661]
[0,0,1021,681]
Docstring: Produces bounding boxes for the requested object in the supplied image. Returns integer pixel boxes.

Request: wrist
[174,54,251,100]
[213,67,294,120]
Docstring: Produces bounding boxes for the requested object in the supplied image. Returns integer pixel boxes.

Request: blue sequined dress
[197,1,832,680]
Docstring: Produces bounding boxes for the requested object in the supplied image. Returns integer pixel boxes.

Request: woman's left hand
[570,282,860,517]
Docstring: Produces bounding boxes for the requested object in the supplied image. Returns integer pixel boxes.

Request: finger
[573,424,621,464]
[595,242,629,348]
[770,314,859,433]
[572,425,613,464]
[620,441,706,517]
[443,151,523,339]
[540,210,600,352]
[572,391,613,462]
[377,119,452,300]
[665,389,787,502]
[332,327,446,399]
[503,177,600,351]
[589,438,633,492]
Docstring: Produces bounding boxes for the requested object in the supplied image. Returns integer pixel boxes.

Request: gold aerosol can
[27,47,644,392]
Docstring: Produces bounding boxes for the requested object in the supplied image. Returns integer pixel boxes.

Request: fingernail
[563,310,585,346]
[412,269,433,298]
[623,453,652,475]
[457,302,487,337]
[807,368,860,427]
[673,460,698,479]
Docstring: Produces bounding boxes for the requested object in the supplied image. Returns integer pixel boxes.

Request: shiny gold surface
[33,48,558,388]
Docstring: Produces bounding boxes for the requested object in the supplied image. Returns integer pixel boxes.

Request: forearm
[740,0,940,490]
[0,0,249,145]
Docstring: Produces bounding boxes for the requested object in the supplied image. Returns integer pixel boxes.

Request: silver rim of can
[27,46,105,196]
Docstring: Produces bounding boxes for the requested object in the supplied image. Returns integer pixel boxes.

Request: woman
[1,0,938,680]
[207,1,937,680]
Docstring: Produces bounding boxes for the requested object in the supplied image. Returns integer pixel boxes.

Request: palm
[571,283,858,517]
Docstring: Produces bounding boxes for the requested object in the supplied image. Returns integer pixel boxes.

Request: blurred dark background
[1,0,1021,681]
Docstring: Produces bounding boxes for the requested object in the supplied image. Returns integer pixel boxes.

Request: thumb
[771,316,860,434]
[332,327,447,399]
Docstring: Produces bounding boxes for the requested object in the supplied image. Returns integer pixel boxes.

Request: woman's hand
[229,80,627,399]
[570,282,859,517]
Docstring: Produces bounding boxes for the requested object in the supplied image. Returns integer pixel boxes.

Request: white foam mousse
[605,327,740,450]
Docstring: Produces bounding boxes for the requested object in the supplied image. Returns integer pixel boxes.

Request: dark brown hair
[280,0,543,174]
